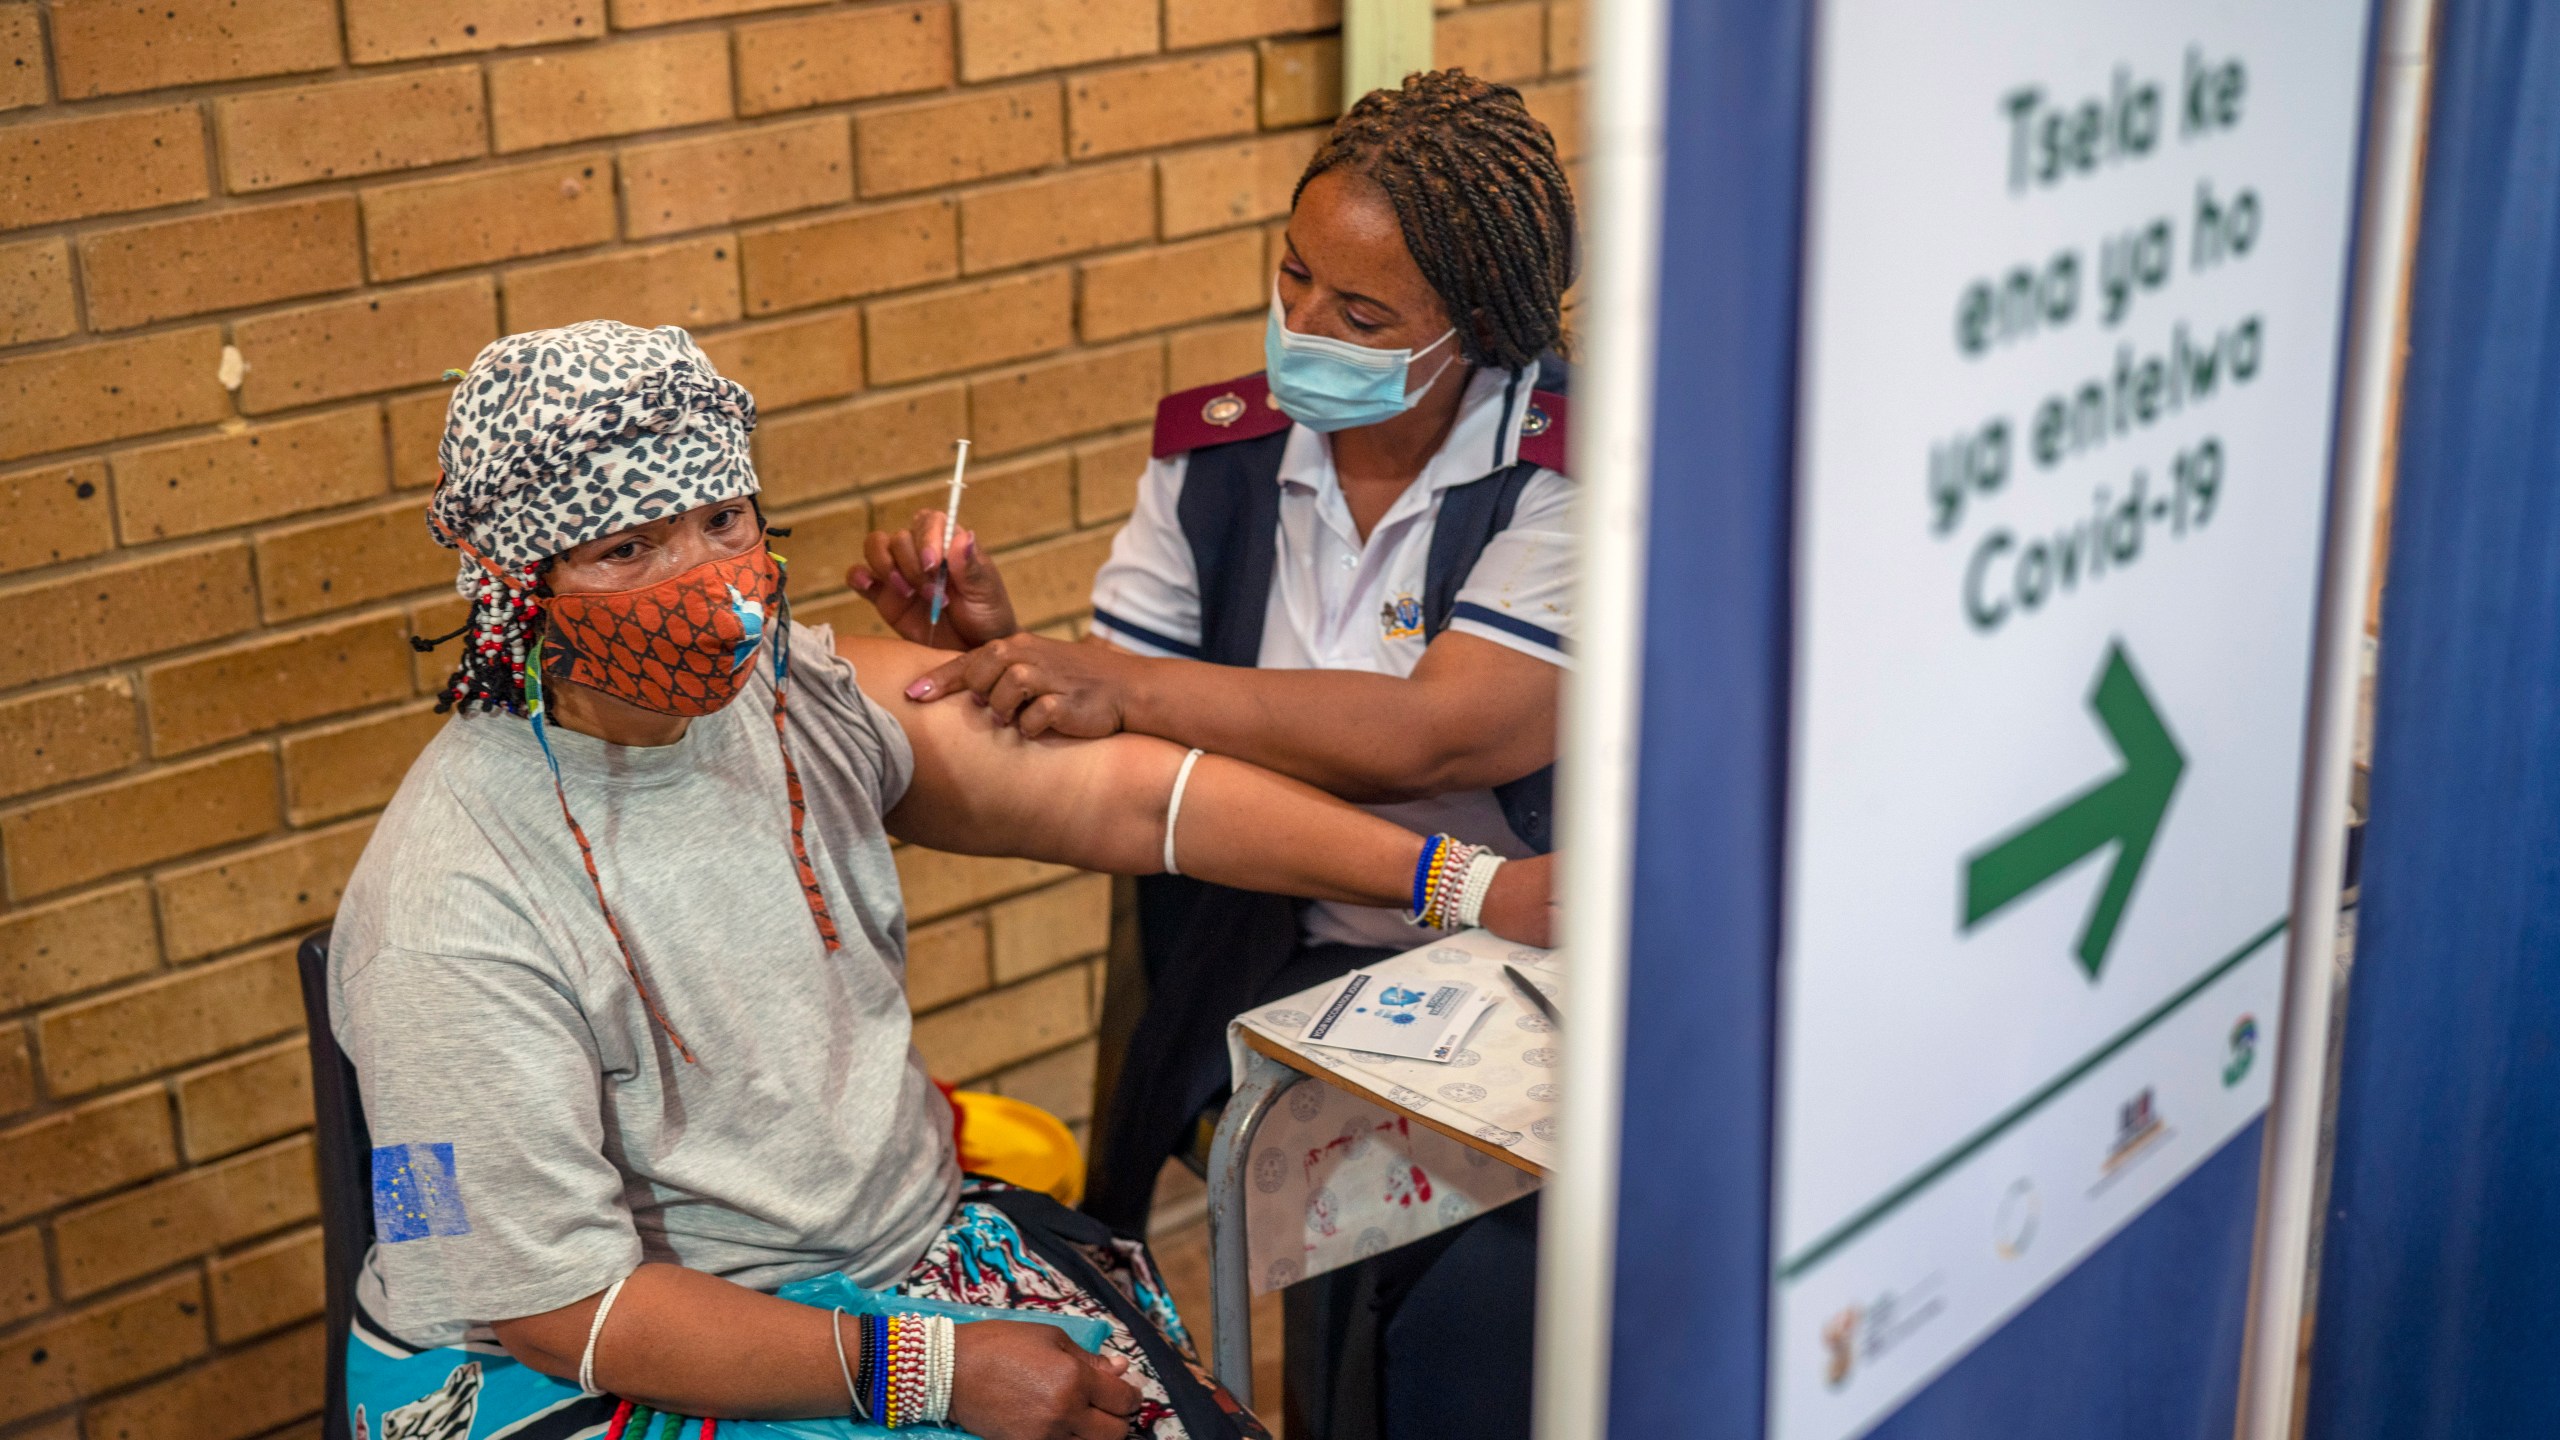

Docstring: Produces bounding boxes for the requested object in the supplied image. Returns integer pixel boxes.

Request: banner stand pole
[2234,2,2437,1434]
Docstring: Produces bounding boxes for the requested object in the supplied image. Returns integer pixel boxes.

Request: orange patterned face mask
[541,545,780,716]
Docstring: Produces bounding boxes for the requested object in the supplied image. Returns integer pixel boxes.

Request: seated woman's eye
[608,541,642,562]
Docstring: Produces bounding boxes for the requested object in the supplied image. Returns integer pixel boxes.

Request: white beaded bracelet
[1452,851,1506,931]
[926,1315,956,1424]
[577,1274,630,1396]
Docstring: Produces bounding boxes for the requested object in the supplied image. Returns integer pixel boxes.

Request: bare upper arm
[1402,630,1563,790]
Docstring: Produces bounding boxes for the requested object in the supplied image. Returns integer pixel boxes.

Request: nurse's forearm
[1121,636,1558,803]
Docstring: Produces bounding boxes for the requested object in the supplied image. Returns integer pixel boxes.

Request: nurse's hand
[1479,852,1557,948]
[906,633,1140,740]
[947,1319,1140,1440]
[848,508,1018,650]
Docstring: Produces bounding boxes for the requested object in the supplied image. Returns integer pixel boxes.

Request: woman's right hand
[946,1319,1140,1440]
[849,508,1019,650]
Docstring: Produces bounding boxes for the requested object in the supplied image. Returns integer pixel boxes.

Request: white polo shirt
[1090,365,1575,950]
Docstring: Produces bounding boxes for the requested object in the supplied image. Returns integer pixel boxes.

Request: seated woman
[335,321,1550,1440]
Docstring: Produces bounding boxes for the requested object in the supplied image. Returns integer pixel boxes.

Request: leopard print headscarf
[429,321,758,587]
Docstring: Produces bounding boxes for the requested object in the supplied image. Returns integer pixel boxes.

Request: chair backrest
[294,925,369,1440]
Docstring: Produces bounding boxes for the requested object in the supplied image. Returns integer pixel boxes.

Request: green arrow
[1963,641,2185,979]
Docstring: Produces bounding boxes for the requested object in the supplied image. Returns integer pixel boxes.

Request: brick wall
[0,1,1584,1433]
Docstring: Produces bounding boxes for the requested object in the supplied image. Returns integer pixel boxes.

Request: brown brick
[905,911,990,1011]
[1167,0,1337,47]
[143,611,413,756]
[1001,527,1113,627]
[408,593,469,692]
[872,450,1071,553]
[0,1272,204,1427]
[111,407,387,544]
[623,117,853,239]
[79,196,358,333]
[51,0,336,97]
[0,883,159,1012]
[209,1225,322,1343]
[256,499,450,625]
[504,236,741,334]
[965,341,1160,456]
[740,200,954,316]
[1258,35,1341,128]
[234,278,498,414]
[1519,76,1582,161]
[488,31,730,154]
[990,1033,1095,1122]
[1433,1,1545,82]
[155,818,371,962]
[175,1036,314,1162]
[55,1136,315,1297]
[363,153,616,282]
[789,591,893,644]
[279,701,443,825]
[1165,314,1262,389]
[386,388,452,492]
[344,0,603,64]
[0,5,41,111]
[698,309,864,411]
[0,1087,175,1224]
[959,163,1152,276]
[0,1224,43,1326]
[895,846,1071,924]
[1,748,275,901]
[761,494,868,599]
[857,81,1060,198]
[0,236,75,345]
[0,543,255,692]
[910,963,1089,1080]
[736,2,952,116]
[0,459,113,577]
[0,1028,29,1118]
[0,326,229,464]
[1080,230,1263,342]
[0,103,207,230]
[991,871,1110,982]
[83,1321,322,1440]
[1159,128,1321,238]
[957,0,1155,82]
[37,944,298,1098]
[1546,0,1582,71]
[216,67,486,193]
[611,0,826,23]
[869,268,1072,385]
[0,677,139,802]
[1070,51,1257,160]
[1074,429,1148,525]
[754,383,965,506]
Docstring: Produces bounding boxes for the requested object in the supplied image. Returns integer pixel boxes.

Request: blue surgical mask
[1263,293,1459,433]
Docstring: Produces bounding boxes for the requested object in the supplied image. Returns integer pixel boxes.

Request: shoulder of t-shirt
[1153,372,1289,457]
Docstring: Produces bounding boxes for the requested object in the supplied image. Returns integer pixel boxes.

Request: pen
[1502,963,1561,1030]
[927,439,971,629]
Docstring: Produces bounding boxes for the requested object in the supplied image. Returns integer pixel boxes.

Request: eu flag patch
[372,1142,472,1242]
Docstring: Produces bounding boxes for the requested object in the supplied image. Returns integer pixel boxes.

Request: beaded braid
[414,559,545,717]
[1293,69,1580,372]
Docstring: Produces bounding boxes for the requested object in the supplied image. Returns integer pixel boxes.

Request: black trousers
[1283,1193,1541,1440]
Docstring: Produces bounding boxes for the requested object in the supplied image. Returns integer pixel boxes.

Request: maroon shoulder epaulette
[1153,373,1289,458]
[1517,389,1569,473]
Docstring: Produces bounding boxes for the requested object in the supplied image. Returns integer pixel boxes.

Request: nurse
[855,70,1576,1440]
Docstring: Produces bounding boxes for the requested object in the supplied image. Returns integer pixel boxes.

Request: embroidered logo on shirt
[372,1142,473,1242]
[1379,593,1424,640]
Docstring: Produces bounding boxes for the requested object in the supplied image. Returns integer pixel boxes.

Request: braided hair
[415,559,545,717]
[1294,69,1579,372]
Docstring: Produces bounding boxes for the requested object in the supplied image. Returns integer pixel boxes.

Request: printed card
[1301,971,1497,1063]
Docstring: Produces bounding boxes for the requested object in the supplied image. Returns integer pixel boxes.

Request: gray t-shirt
[331,622,959,1347]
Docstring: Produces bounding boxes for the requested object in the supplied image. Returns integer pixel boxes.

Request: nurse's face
[1277,168,1457,357]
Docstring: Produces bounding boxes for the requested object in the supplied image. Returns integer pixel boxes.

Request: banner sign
[1767,4,2372,1436]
